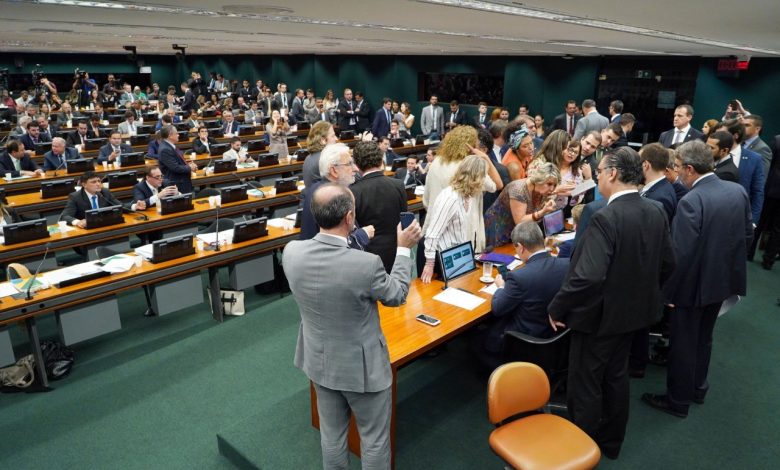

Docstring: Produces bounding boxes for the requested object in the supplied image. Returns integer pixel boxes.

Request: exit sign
[718,58,749,72]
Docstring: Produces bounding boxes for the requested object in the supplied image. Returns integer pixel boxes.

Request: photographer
[72,70,97,108]
[102,74,118,106]
[721,99,750,121]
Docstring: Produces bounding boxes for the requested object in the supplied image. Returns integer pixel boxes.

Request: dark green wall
[3,52,779,138]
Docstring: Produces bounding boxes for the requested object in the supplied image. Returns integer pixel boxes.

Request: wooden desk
[0,185,301,265]
[310,245,515,467]
[0,225,300,389]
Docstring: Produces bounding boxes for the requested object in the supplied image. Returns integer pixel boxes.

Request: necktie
[673,130,683,144]
[321,112,326,121]
[432,108,437,130]
[450,112,455,123]
[480,114,484,123]
[91,195,98,209]
[282,95,287,108]
[386,110,391,123]
[13,157,21,172]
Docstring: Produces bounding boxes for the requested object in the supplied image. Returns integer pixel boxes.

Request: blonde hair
[437,126,477,164]
[527,162,561,185]
[306,121,333,153]
[450,155,487,198]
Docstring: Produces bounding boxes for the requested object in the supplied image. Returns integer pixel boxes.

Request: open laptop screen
[438,241,477,282]
[542,209,564,237]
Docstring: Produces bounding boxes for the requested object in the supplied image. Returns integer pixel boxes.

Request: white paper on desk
[197,229,234,245]
[553,231,576,242]
[100,255,135,273]
[570,179,596,197]
[479,283,499,295]
[433,287,486,311]
[42,262,101,286]
[4,175,32,182]
[247,189,265,197]
[0,282,19,298]
[414,186,425,196]
[507,259,523,270]
[267,218,293,229]
[284,213,297,221]
[134,244,154,260]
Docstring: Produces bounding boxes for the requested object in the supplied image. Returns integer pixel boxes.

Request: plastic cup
[208,196,215,208]
[102,161,108,170]
[196,239,204,251]
[4,172,10,180]
[134,256,142,268]
[58,220,68,231]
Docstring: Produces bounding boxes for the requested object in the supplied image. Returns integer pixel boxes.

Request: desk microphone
[230,171,264,197]
[53,158,66,177]
[26,242,51,300]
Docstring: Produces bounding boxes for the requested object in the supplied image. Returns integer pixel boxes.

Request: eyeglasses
[595,166,614,176]
[149,174,163,180]
[334,160,354,167]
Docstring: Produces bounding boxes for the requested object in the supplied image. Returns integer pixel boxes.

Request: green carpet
[1,261,778,469]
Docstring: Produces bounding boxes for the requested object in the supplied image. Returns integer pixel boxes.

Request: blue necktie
[91,195,98,209]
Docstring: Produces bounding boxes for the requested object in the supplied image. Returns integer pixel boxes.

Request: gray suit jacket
[747,137,772,181]
[283,233,412,393]
[420,105,444,135]
[572,111,610,141]
[117,121,137,135]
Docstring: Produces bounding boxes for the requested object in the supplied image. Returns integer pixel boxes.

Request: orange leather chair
[487,362,600,470]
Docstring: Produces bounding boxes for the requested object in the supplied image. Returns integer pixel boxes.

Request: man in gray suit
[420,94,444,139]
[572,99,610,141]
[283,183,422,470]
[743,115,772,180]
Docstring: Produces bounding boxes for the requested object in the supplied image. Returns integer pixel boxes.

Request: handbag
[208,289,246,316]
[0,354,35,389]
[40,340,75,380]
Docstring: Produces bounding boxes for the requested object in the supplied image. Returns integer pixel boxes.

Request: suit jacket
[298,180,370,249]
[244,109,262,125]
[553,113,580,134]
[273,92,292,110]
[180,90,195,111]
[290,97,305,124]
[132,180,158,207]
[572,111,609,141]
[117,121,137,135]
[714,157,739,183]
[354,100,371,132]
[0,151,39,177]
[548,192,675,336]
[258,96,276,116]
[307,107,327,124]
[192,137,217,155]
[746,137,772,180]
[283,233,412,393]
[65,130,96,148]
[672,178,688,201]
[473,113,490,129]
[337,99,356,130]
[658,126,705,148]
[642,178,678,223]
[371,108,393,138]
[97,143,133,163]
[488,252,570,345]
[394,168,426,186]
[444,108,469,128]
[43,147,80,171]
[663,174,752,308]
[158,141,193,194]
[766,136,780,199]
[350,171,408,272]
[221,120,239,136]
[420,105,444,135]
[56,111,81,127]
[61,188,124,224]
[19,133,51,151]
[736,147,765,222]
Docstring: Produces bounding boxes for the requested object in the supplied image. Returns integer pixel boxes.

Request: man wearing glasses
[132,165,179,210]
[548,146,675,460]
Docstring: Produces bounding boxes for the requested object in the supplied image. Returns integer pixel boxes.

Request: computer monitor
[339,130,355,140]
[160,192,193,215]
[212,159,237,174]
[542,209,565,237]
[390,138,405,148]
[274,177,298,194]
[66,158,95,174]
[232,217,268,243]
[130,134,150,146]
[41,179,76,198]
[34,142,52,155]
[255,152,279,168]
[293,149,310,162]
[391,157,407,172]
[438,241,477,283]
[119,152,145,167]
[238,125,255,136]
[107,170,138,189]
[84,137,107,150]
[151,234,196,263]
[219,184,247,204]
[246,139,267,152]
[85,205,123,229]
[2,218,50,245]
[209,143,230,157]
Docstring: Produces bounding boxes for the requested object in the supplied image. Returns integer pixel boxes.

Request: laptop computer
[85,205,123,229]
[219,184,247,204]
[274,176,298,194]
[542,209,565,237]
[41,179,76,198]
[232,217,268,243]
[151,234,196,263]
[438,241,477,283]
[160,192,194,215]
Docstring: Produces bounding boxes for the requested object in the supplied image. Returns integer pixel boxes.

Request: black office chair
[195,188,221,199]
[198,218,235,234]
[95,246,155,318]
[501,328,571,415]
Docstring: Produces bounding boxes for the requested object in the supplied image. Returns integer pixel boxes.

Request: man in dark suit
[272,82,292,113]
[714,119,765,224]
[220,110,240,137]
[289,88,306,124]
[643,140,752,418]
[98,131,133,164]
[371,98,394,138]
[353,92,371,133]
[43,137,80,171]
[553,100,580,137]
[191,126,218,155]
[572,99,609,141]
[548,147,675,459]
[351,141,408,273]
[658,105,705,148]
[258,87,276,117]
[238,80,253,102]
[19,121,49,152]
[61,171,133,228]
[179,82,195,111]
[613,113,636,148]
[158,125,198,194]
[476,221,570,368]
[65,121,96,148]
[640,143,678,223]
[37,115,58,142]
[759,135,780,269]
[444,100,468,133]
[0,140,42,177]
[378,137,402,166]
[337,88,357,132]
[394,155,426,186]
[131,165,179,210]
[283,183,421,470]
[608,100,623,123]
[473,102,490,129]
[742,115,772,178]
[708,131,740,183]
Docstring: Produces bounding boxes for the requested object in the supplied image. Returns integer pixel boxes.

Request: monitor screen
[543,209,564,237]
[438,241,477,282]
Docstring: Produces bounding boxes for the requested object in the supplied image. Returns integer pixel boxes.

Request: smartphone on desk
[400,211,415,229]
[416,314,440,326]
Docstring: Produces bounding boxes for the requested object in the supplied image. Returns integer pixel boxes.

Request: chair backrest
[6,263,31,280]
[195,188,221,199]
[487,362,550,425]
[95,246,122,259]
[199,218,235,234]
[502,328,571,379]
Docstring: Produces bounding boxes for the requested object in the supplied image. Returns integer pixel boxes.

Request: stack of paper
[0,282,20,298]
[433,287,486,311]
[134,244,154,260]
[100,255,136,273]
[197,230,234,245]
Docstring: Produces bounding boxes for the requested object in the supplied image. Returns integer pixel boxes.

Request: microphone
[26,242,51,300]
[230,171,264,197]
[53,156,66,177]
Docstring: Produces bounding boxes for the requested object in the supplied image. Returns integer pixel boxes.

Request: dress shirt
[672,125,691,145]
[641,176,666,195]
[607,189,638,205]
[692,172,714,188]
[132,181,158,211]
[729,145,742,168]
